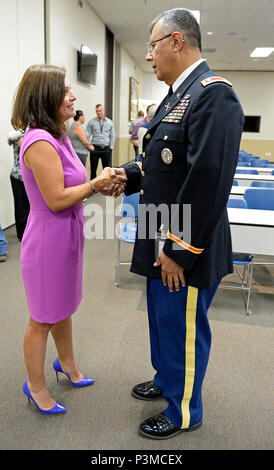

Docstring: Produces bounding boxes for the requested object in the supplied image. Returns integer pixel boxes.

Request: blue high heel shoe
[53,358,95,388]
[23,381,67,415]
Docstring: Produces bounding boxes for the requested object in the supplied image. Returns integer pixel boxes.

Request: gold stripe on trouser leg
[181,286,198,429]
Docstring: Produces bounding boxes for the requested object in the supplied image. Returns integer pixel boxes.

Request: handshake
[96,167,127,198]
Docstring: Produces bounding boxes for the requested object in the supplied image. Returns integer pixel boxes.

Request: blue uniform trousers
[147,277,220,429]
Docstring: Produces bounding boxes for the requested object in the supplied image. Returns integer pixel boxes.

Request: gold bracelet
[89,181,95,196]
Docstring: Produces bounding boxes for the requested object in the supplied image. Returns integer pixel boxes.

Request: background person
[86,104,115,180]
[137,104,157,158]
[11,64,126,415]
[129,111,147,158]
[129,110,144,135]
[8,128,30,241]
[68,110,94,167]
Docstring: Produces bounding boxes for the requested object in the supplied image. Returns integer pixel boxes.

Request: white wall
[214,71,274,141]
[114,42,143,138]
[0,0,44,228]
[142,71,167,107]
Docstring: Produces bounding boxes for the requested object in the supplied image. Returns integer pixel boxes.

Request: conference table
[234,173,274,186]
[228,208,274,256]
[237,166,274,174]
[230,186,259,195]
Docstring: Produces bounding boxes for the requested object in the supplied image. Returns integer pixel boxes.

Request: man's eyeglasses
[146,33,184,54]
[146,33,172,54]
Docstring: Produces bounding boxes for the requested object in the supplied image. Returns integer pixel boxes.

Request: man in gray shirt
[86,104,115,179]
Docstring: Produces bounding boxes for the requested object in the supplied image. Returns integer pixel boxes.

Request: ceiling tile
[87,0,274,71]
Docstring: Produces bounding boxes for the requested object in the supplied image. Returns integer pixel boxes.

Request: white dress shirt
[171,58,205,93]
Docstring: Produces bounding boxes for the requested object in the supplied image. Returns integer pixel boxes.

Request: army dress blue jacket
[124,61,244,290]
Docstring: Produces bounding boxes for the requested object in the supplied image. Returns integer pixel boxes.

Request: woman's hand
[100,167,127,197]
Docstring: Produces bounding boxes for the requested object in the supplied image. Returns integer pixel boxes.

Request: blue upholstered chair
[244,188,274,210]
[115,192,139,287]
[250,181,274,188]
[227,197,247,208]
[237,162,251,167]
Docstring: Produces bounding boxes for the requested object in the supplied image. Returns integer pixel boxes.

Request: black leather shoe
[131,380,163,401]
[139,412,202,440]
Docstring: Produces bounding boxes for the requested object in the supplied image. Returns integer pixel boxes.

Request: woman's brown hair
[11,64,67,139]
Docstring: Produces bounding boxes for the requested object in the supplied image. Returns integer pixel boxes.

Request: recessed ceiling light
[207,31,214,35]
[250,47,274,57]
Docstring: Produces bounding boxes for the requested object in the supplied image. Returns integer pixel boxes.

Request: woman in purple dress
[11,64,126,415]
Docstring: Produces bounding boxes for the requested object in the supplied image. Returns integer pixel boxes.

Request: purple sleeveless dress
[20,128,87,324]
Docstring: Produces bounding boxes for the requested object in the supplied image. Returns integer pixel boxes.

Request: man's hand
[154,251,186,293]
[99,167,127,197]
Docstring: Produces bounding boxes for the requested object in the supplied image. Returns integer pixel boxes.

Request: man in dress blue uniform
[112,8,244,439]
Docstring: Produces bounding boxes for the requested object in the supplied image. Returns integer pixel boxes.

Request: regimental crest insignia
[162,98,190,123]
[201,76,232,87]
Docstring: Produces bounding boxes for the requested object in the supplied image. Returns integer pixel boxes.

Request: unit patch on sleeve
[162,98,190,123]
[201,76,232,87]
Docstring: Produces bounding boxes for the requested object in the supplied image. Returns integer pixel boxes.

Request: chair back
[232,179,239,186]
[227,197,247,208]
[237,162,251,167]
[254,160,269,167]
[235,169,259,174]
[244,188,274,210]
[250,181,274,188]
[120,192,140,218]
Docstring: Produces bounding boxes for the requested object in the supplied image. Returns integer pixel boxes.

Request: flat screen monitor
[78,45,97,85]
[243,116,261,133]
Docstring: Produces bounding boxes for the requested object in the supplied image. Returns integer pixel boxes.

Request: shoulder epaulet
[201,76,232,87]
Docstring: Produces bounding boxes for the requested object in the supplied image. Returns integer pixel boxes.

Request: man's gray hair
[149,8,201,51]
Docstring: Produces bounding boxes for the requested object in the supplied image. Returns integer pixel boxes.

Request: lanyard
[99,120,104,134]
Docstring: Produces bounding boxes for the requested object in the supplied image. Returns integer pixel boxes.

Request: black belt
[93,145,110,150]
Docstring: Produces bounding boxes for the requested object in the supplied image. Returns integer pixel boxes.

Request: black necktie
[162,86,173,109]
[155,86,173,117]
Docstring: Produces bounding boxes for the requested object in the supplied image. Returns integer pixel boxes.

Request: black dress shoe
[131,380,163,401]
[139,412,202,440]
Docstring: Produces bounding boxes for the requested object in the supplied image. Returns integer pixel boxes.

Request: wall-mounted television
[243,116,261,133]
[77,44,97,85]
